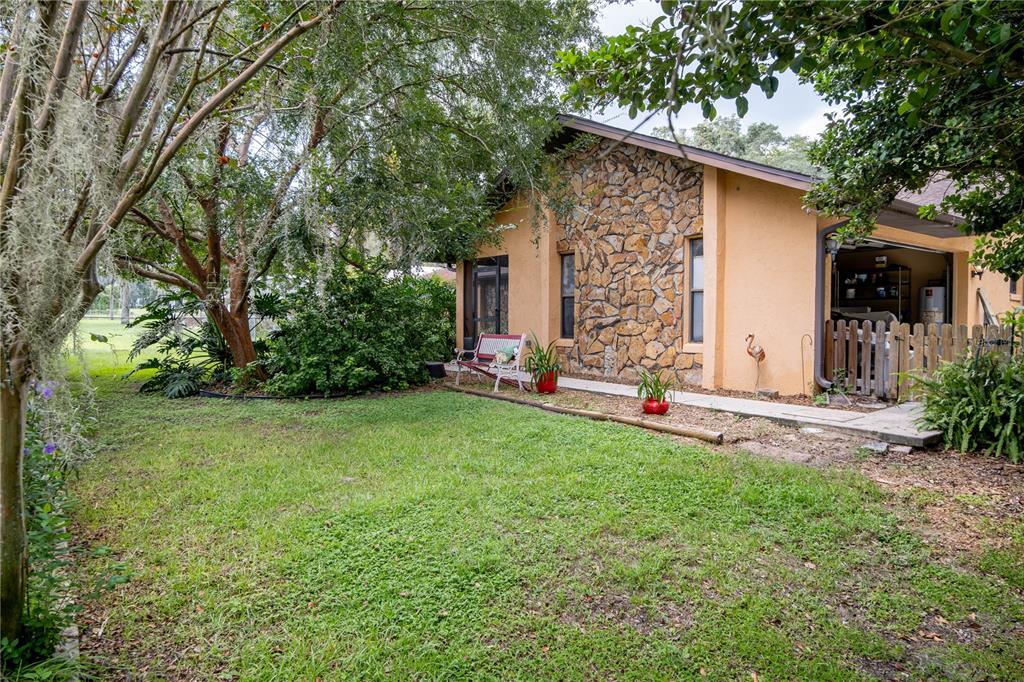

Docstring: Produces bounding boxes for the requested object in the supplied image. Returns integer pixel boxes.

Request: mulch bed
[557,369,881,412]
[854,448,1024,557]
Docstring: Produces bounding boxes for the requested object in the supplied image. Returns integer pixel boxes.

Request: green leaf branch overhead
[556,0,1024,279]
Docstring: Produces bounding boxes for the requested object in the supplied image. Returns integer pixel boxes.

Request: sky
[592,1,838,138]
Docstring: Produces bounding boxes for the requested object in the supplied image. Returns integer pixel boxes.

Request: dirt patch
[450,378,867,457]
[855,656,914,680]
[524,540,694,638]
[847,601,1014,680]
[530,589,693,637]
[72,553,206,680]
[852,448,1024,556]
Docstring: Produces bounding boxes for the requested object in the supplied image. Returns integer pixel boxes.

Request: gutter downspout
[814,220,850,391]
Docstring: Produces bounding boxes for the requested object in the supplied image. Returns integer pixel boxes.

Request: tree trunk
[120,281,131,325]
[0,347,29,642]
[206,302,267,380]
[218,260,267,380]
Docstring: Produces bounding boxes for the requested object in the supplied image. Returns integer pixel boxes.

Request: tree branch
[156,197,207,285]
[94,28,147,103]
[116,11,196,187]
[62,180,93,242]
[114,2,179,154]
[74,0,343,286]
[116,256,205,298]
[164,46,287,73]
[127,207,172,241]
[0,1,29,125]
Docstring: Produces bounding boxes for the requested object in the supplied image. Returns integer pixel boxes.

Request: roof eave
[556,113,815,191]
[879,199,963,238]
[557,113,965,238]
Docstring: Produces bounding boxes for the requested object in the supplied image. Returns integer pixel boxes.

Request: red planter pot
[643,398,670,415]
[535,372,558,394]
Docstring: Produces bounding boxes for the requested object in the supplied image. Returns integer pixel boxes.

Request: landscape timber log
[447,385,724,445]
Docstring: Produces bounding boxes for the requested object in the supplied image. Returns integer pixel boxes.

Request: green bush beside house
[918,312,1024,461]
[264,266,455,396]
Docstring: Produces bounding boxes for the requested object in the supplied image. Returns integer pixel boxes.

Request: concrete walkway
[557,375,940,447]
[450,366,941,447]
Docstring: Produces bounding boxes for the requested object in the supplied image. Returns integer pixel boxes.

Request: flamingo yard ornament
[745,334,766,390]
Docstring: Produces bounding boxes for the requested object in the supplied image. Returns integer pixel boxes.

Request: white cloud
[795,105,843,138]
[597,0,663,35]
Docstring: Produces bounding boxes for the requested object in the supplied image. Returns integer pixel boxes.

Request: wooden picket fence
[823,320,1017,402]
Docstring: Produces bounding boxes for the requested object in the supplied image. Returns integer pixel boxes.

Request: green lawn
[67,317,146,375]
[71,361,1024,679]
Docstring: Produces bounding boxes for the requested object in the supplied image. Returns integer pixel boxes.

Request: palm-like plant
[637,368,674,403]
[125,293,238,398]
[524,334,562,387]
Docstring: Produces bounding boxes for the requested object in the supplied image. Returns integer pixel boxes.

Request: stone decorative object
[556,138,704,383]
[860,441,890,455]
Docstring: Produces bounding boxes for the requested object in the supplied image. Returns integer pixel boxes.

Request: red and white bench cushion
[455,333,526,391]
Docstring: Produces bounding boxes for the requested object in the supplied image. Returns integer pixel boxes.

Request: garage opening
[831,238,953,326]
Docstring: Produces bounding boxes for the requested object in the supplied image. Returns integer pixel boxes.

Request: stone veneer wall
[555,139,704,384]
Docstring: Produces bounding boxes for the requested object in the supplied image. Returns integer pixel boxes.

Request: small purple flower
[44,441,57,455]
[40,383,54,400]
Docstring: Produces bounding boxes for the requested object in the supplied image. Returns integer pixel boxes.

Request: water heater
[920,286,946,324]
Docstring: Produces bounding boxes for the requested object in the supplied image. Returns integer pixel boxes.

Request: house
[455,115,1022,396]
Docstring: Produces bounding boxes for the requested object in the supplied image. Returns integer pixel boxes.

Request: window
[689,238,704,342]
[1011,277,1019,297]
[464,256,508,344]
[560,253,575,338]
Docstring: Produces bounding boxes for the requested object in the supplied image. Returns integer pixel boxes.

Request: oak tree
[118,0,597,374]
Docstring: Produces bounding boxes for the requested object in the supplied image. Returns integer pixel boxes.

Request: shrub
[523,333,561,382]
[264,265,454,396]
[1,387,74,669]
[917,350,1024,461]
[2,382,129,674]
[126,293,234,397]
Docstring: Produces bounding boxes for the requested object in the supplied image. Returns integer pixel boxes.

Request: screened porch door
[463,255,509,346]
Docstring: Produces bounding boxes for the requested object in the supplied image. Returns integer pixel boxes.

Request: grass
[68,330,1024,680]
[66,317,146,376]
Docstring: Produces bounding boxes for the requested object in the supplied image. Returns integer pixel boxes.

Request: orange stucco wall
[455,197,560,348]
[713,171,819,395]
[457,157,1021,395]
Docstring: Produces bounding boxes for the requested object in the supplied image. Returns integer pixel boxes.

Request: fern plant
[125,293,235,398]
[917,350,1024,461]
[128,358,211,399]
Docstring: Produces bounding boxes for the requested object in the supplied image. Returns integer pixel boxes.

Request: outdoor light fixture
[971,265,984,279]
[825,237,839,259]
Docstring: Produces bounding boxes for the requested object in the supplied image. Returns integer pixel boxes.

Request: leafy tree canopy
[653,117,818,175]
[118,0,598,369]
[556,0,1024,278]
